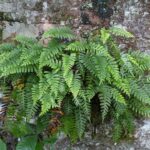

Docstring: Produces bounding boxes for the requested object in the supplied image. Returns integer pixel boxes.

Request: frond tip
[43,26,76,40]
[109,27,134,38]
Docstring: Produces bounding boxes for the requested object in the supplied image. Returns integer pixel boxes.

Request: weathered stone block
[0,3,16,12]
[3,21,39,39]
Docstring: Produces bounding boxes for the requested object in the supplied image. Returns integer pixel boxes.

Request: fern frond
[70,73,81,98]
[78,91,91,117]
[112,120,122,142]
[61,115,78,142]
[45,72,62,96]
[67,41,89,52]
[63,53,76,76]
[109,27,134,38]
[15,35,38,45]
[43,27,76,40]
[80,54,108,83]
[63,97,74,115]
[75,108,87,139]
[111,88,126,105]
[100,28,110,44]
[1,65,37,77]
[129,98,150,117]
[16,135,37,150]
[107,56,120,81]
[40,93,59,115]
[0,43,15,53]
[113,79,130,96]
[130,80,150,105]
[89,43,109,56]
[99,85,112,121]
[130,51,150,71]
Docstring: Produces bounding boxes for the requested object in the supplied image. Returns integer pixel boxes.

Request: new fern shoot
[0,26,150,149]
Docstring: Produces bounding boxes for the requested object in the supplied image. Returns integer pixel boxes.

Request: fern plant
[0,26,150,149]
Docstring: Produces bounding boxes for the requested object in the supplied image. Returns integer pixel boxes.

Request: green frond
[16,136,37,150]
[113,111,134,142]
[107,56,120,81]
[40,92,59,115]
[45,72,62,96]
[109,27,134,38]
[120,53,134,76]
[4,119,31,138]
[80,54,108,83]
[70,73,81,98]
[129,98,150,117]
[1,65,37,77]
[99,85,112,121]
[40,52,61,69]
[113,79,130,96]
[89,43,109,56]
[61,115,78,143]
[84,84,96,101]
[43,27,76,40]
[67,41,89,52]
[63,97,74,115]
[77,91,91,117]
[130,51,150,71]
[63,70,74,88]
[112,121,122,142]
[75,108,87,139]
[39,40,65,69]
[63,53,76,76]
[111,88,126,105]
[100,28,110,44]
[32,84,40,105]
[130,81,150,105]
[15,35,38,45]
[0,43,15,53]
[81,98,91,118]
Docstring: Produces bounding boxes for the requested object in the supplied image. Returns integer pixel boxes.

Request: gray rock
[3,21,39,39]
[54,120,150,150]
[135,120,150,149]
[0,3,16,13]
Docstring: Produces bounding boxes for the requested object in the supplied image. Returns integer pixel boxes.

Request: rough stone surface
[112,0,150,52]
[54,119,150,150]
[0,0,150,52]
[2,22,39,38]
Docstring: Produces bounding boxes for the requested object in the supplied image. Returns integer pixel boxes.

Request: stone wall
[0,0,95,40]
[112,0,150,52]
[1,0,150,51]
[55,119,150,150]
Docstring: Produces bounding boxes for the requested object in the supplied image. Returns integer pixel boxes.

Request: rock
[144,32,150,39]
[112,0,150,51]
[0,3,16,13]
[1,0,150,52]
[0,92,3,98]
[54,120,150,150]
[135,119,150,149]
[3,22,39,39]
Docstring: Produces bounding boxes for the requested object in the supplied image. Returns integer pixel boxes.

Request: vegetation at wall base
[0,26,150,149]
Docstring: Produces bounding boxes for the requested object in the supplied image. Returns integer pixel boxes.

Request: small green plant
[0,26,150,149]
